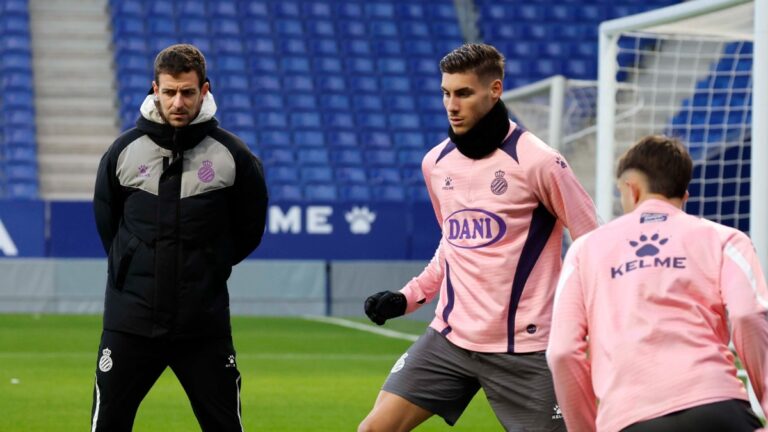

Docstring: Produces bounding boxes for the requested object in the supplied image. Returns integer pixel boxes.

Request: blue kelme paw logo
[629,233,668,257]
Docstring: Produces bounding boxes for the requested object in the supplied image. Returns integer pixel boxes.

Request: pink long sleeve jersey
[400,122,598,353]
[548,199,768,432]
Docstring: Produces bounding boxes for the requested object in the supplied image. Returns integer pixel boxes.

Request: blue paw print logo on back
[629,233,668,257]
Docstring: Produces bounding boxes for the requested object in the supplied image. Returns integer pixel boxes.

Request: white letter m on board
[0,219,19,256]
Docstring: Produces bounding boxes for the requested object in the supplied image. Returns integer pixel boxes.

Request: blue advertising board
[0,200,45,257]
[251,202,440,260]
[2,200,441,260]
[48,201,106,258]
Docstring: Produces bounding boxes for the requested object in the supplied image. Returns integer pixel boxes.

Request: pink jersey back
[400,122,598,353]
[548,199,768,432]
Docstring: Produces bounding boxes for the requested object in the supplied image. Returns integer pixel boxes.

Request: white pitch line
[303,315,420,342]
[0,352,396,361]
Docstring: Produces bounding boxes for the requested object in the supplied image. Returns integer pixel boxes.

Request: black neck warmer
[448,99,511,160]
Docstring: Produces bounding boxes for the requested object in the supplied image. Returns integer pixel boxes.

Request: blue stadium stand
[475,0,680,89]
[0,0,38,198]
[108,0,466,204]
[667,41,753,232]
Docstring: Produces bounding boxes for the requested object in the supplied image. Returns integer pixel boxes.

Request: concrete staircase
[30,0,119,200]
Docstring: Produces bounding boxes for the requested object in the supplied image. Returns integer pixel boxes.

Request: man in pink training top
[358,43,598,431]
[548,135,768,432]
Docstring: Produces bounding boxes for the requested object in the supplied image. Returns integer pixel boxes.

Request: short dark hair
[153,44,206,87]
[439,43,505,82]
[616,135,692,199]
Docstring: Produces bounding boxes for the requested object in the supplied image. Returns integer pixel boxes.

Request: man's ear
[201,80,210,97]
[490,78,502,99]
[152,81,158,96]
[629,181,642,206]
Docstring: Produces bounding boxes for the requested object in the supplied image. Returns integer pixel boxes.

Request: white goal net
[597,1,756,229]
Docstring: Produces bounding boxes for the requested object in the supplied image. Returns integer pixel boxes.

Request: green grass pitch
[0,314,500,431]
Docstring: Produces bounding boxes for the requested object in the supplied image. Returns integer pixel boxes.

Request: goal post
[596,0,767,275]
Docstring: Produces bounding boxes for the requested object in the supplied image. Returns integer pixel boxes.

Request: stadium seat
[304,2,332,18]
[365,3,395,19]
[372,185,406,202]
[301,166,333,182]
[290,112,322,129]
[260,131,292,148]
[263,148,295,165]
[370,21,398,38]
[293,131,325,147]
[365,150,397,166]
[394,132,426,149]
[314,58,343,74]
[324,113,355,129]
[350,76,379,93]
[397,4,425,20]
[307,21,335,37]
[210,1,238,18]
[346,58,375,74]
[310,39,339,55]
[273,2,301,18]
[305,184,338,201]
[401,167,423,184]
[251,75,280,93]
[369,167,401,184]
[353,95,383,112]
[316,76,346,92]
[339,185,371,201]
[242,19,271,35]
[336,167,367,184]
[319,94,350,111]
[373,41,403,57]
[297,148,330,165]
[287,94,318,110]
[356,113,387,129]
[343,40,372,56]
[258,94,285,110]
[257,112,288,128]
[331,149,364,166]
[385,96,416,112]
[281,39,308,55]
[147,16,175,35]
[177,1,206,18]
[337,3,363,19]
[339,21,366,37]
[327,131,358,148]
[398,150,424,167]
[268,166,300,184]
[282,76,313,92]
[362,132,392,149]
[400,22,429,38]
[271,184,303,201]
[212,20,240,37]
[407,185,431,202]
[388,114,420,130]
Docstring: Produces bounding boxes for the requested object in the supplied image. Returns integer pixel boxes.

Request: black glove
[364,291,407,326]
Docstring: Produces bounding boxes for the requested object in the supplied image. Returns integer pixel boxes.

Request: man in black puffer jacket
[90,44,267,432]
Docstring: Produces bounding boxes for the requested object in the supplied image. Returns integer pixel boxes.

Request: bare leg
[358,391,433,432]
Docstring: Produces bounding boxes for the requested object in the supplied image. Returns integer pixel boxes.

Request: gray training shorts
[382,328,565,432]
